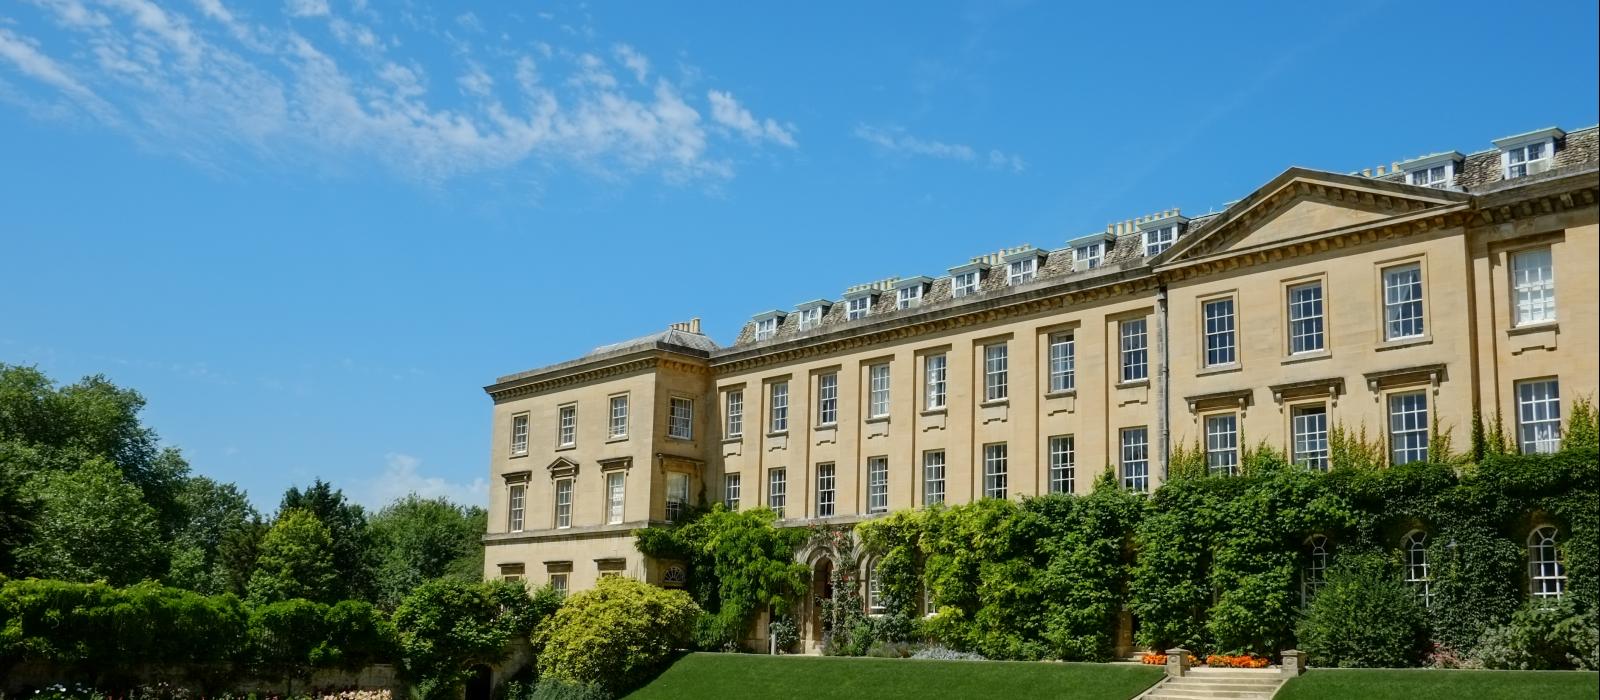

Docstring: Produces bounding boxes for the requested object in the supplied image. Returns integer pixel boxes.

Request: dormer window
[797,307,822,331]
[1143,226,1178,257]
[947,262,988,298]
[752,311,785,341]
[1007,258,1036,286]
[846,296,873,320]
[1495,127,1563,179]
[1067,233,1114,271]
[1400,152,1462,190]
[893,277,932,310]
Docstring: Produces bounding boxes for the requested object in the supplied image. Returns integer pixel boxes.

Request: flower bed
[1205,654,1271,669]
[1139,652,1199,666]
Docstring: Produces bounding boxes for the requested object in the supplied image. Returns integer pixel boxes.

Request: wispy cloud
[0,0,798,184]
[355,452,487,510]
[854,123,1024,172]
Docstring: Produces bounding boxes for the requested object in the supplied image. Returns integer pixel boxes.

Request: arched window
[1529,526,1566,599]
[1403,531,1432,607]
[865,561,886,615]
[1302,535,1330,605]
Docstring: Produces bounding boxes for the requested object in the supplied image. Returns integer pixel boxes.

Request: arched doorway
[464,664,493,700]
[806,558,834,652]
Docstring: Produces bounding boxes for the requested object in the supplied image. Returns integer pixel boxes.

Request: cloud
[707,90,796,147]
[0,2,799,184]
[356,452,487,510]
[854,124,1024,172]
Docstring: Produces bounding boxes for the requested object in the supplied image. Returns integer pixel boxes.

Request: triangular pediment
[546,457,579,478]
[1159,168,1470,266]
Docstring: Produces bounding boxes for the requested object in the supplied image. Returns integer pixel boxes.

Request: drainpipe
[1156,285,1171,481]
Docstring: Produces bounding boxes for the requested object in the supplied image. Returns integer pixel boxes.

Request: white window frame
[668,397,694,440]
[982,443,1008,500]
[724,473,741,511]
[665,472,690,521]
[868,364,891,418]
[1302,534,1330,604]
[1529,526,1566,599]
[1511,248,1556,327]
[557,405,577,448]
[605,471,626,525]
[510,413,529,456]
[867,456,889,513]
[897,285,922,310]
[1382,263,1425,341]
[924,354,947,410]
[770,381,789,433]
[1517,379,1562,455]
[983,343,1008,402]
[1388,391,1430,465]
[1048,435,1074,494]
[1408,163,1452,189]
[1048,333,1075,393]
[1143,225,1178,257]
[797,306,824,331]
[952,271,980,297]
[724,390,744,438]
[1121,427,1149,491]
[1075,243,1103,270]
[1288,281,1325,355]
[1292,404,1329,471]
[1007,258,1037,286]
[754,316,778,341]
[923,450,945,506]
[549,572,568,593]
[1404,531,1432,607]
[768,468,787,519]
[554,478,573,529]
[1120,318,1148,383]
[609,395,629,439]
[1205,414,1240,476]
[866,561,886,615]
[1504,141,1551,179]
[846,296,873,320]
[1202,297,1237,367]
[816,463,836,518]
[817,373,838,425]
[508,483,526,532]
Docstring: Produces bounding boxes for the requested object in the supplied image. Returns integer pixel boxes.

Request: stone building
[481,124,1598,650]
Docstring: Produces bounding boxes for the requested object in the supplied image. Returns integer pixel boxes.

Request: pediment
[1159,168,1470,266]
[547,457,579,478]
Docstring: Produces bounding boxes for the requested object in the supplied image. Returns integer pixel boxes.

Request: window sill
[1376,335,1433,352]
[665,435,693,442]
[1117,379,1150,389]
[554,445,577,452]
[1507,321,1558,336]
[605,436,629,444]
[1197,364,1242,377]
[721,435,744,444]
[920,407,947,416]
[765,430,789,438]
[1044,389,1077,399]
[509,452,528,459]
[980,398,1010,407]
[865,416,890,424]
[814,422,838,431]
[1282,350,1331,365]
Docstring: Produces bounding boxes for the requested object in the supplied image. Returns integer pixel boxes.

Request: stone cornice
[485,350,710,402]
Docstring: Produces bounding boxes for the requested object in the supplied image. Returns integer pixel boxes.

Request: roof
[586,328,720,357]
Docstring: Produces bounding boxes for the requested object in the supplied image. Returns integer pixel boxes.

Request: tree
[167,476,261,595]
[533,576,698,694]
[0,443,41,576]
[1295,551,1429,668]
[16,458,164,585]
[393,578,561,699]
[279,480,375,601]
[0,365,190,537]
[247,509,338,604]
[368,494,486,609]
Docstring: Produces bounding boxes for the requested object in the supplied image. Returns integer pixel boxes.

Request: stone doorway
[805,558,834,653]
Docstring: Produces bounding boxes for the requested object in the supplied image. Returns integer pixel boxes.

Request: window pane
[925,354,948,410]
[1205,414,1239,476]
[816,463,836,518]
[818,373,838,425]
[1383,264,1425,340]
[770,382,789,432]
[1388,392,1429,465]
[867,457,888,513]
[983,443,1008,499]
[1049,333,1076,392]
[1121,427,1149,491]
[1049,436,1075,494]
[1288,282,1325,354]
[1120,319,1148,382]
[869,364,891,417]
[984,344,1008,401]
[923,450,946,505]
[1203,298,1236,367]
[1512,248,1556,326]
[1517,379,1562,454]
[1293,405,1329,470]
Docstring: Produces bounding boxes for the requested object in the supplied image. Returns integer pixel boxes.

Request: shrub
[768,615,799,653]
[394,579,557,698]
[1475,597,1599,670]
[910,644,985,661]
[533,576,700,694]
[505,678,614,700]
[0,578,247,671]
[1295,552,1428,668]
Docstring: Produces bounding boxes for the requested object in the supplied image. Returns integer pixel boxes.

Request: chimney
[1361,168,1372,177]
[669,318,703,334]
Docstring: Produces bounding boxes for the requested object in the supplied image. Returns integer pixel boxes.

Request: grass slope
[623,653,1164,700]
[1277,668,1600,700]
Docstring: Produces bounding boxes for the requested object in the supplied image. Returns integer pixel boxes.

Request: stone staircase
[1139,667,1285,700]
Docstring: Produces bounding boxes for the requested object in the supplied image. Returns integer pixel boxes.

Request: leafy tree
[0,443,40,576]
[1295,551,1429,667]
[393,578,561,699]
[16,458,164,585]
[246,509,338,604]
[0,365,190,536]
[167,476,261,595]
[533,576,698,694]
[368,493,486,609]
[279,479,375,601]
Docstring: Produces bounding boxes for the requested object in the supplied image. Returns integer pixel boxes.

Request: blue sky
[3,0,1596,512]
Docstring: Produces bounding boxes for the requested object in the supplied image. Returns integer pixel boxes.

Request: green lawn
[623,653,1164,700]
[1277,668,1600,700]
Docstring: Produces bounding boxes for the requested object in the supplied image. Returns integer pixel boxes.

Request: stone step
[1166,681,1281,691]
[1185,669,1280,678]
[1146,693,1275,700]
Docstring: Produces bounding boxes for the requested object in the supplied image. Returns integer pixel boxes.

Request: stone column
[1165,648,1192,678]
[1281,649,1305,677]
